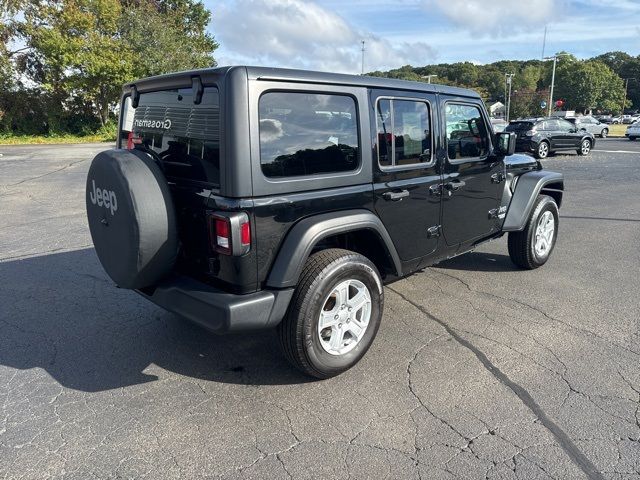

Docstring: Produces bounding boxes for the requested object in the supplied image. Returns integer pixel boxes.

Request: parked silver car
[568,116,609,138]
[626,122,640,140]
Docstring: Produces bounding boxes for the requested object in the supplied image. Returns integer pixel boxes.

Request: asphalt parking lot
[1,139,639,479]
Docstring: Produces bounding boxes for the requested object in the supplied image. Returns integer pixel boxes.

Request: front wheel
[600,128,608,138]
[577,139,592,156]
[508,195,559,270]
[278,249,383,379]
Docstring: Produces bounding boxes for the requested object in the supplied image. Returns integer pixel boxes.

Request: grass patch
[0,134,115,145]
[607,124,627,137]
[0,123,117,145]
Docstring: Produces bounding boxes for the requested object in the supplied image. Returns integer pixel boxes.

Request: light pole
[505,73,515,122]
[421,74,438,83]
[544,53,569,117]
[361,41,365,75]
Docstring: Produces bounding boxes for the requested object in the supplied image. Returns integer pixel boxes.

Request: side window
[545,120,559,131]
[375,98,431,168]
[259,92,359,178]
[557,119,574,132]
[445,103,489,160]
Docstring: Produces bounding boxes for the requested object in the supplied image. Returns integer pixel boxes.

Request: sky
[206,0,640,74]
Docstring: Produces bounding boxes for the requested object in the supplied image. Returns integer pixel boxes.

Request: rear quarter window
[505,122,533,132]
[258,92,360,178]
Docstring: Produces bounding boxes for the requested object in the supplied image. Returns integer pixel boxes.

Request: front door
[371,90,442,265]
[440,100,505,246]
[556,118,583,147]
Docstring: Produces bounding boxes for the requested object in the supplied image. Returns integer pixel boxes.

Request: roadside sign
[540,100,547,109]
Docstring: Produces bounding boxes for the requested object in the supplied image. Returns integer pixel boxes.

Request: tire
[535,141,550,159]
[86,149,178,289]
[577,138,592,156]
[630,137,637,141]
[508,195,559,270]
[278,248,383,379]
[600,128,608,138]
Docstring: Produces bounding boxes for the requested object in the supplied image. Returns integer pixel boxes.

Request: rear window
[258,92,360,178]
[505,122,534,132]
[119,87,220,186]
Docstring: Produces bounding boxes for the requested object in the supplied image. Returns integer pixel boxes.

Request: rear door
[371,90,442,263]
[119,85,243,287]
[440,99,504,246]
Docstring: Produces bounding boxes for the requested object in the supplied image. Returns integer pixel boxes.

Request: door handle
[382,189,410,201]
[444,180,466,192]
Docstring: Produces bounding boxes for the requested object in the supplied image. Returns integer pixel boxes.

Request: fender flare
[503,170,564,232]
[266,209,402,289]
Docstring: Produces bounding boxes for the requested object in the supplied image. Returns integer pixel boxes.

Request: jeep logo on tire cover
[89,179,118,216]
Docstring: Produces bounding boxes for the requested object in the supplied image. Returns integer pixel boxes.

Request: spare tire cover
[86,149,178,289]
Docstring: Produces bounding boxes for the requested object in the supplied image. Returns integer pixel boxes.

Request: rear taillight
[208,212,251,256]
[525,130,535,136]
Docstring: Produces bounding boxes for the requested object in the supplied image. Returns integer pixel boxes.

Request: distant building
[489,102,505,119]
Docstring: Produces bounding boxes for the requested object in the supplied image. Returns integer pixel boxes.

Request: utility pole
[421,74,438,83]
[544,53,569,117]
[620,78,635,116]
[361,41,365,75]
[505,73,515,122]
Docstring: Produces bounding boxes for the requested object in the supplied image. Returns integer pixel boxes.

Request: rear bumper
[515,139,535,152]
[137,275,294,333]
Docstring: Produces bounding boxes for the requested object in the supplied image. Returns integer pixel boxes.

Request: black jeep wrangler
[86,67,564,378]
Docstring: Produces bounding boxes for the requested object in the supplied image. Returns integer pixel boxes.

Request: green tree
[16,0,217,128]
[22,0,134,126]
[554,59,625,113]
[120,0,217,79]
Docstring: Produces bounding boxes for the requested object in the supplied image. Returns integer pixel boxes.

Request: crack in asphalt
[1,158,89,189]
[388,285,606,480]
[435,269,640,359]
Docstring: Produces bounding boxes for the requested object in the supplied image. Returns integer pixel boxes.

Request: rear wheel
[600,128,608,138]
[577,138,592,155]
[278,249,383,379]
[630,137,637,141]
[508,195,559,270]
[535,141,550,159]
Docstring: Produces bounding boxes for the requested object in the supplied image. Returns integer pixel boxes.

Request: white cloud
[212,0,437,73]
[424,0,560,35]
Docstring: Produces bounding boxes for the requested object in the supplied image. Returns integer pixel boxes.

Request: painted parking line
[593,149,639,154]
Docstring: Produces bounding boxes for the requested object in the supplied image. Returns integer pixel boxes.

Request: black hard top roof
[124,65,480,99]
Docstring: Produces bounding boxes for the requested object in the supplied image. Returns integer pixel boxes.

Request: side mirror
[495,132,516,156]
[580,127,587,131]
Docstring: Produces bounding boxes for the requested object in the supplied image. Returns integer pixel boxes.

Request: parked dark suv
[86,67,564,378]
[506,117,595,159]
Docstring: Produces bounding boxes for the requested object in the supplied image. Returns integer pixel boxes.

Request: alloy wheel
[538,142,549,158]
[317,279,372,356]
[534,211,555,258]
